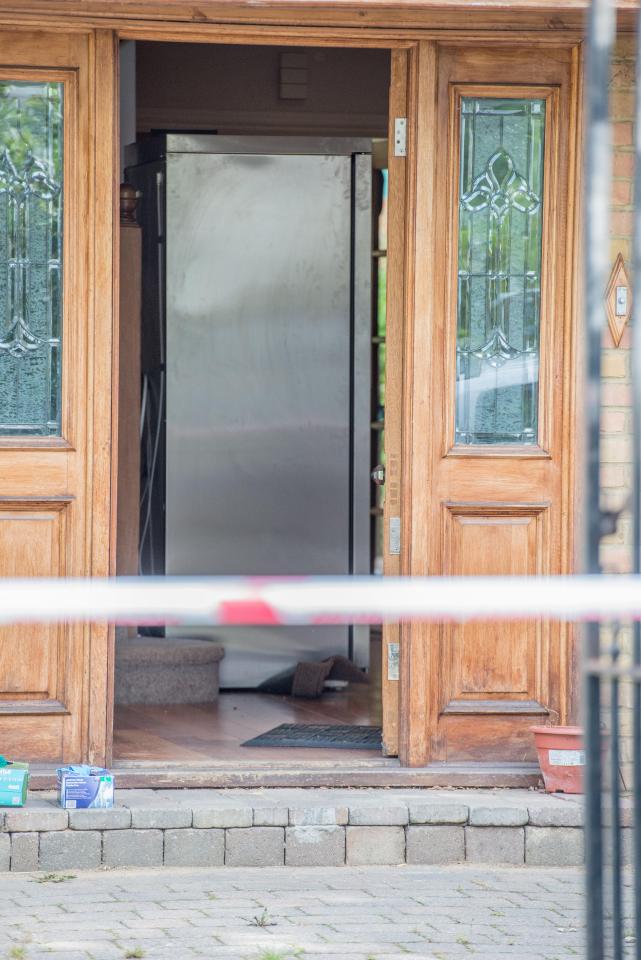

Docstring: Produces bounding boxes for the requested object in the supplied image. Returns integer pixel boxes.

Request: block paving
[0,862,616,959]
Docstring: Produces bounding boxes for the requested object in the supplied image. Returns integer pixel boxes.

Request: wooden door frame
[0,0,625,34]
[91,30,120,766]
[106,25,417,766]
[0,5,585,775]
[103,25,584,771]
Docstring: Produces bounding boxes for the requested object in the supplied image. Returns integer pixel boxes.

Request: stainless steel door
[164,148,363,687]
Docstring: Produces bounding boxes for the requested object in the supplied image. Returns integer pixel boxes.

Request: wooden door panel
[0,716,65,761]
[0,29,115,763]
[403,41,578,766]
[0,501,70,703]
[441,714,539,762]
[441,503,551,727]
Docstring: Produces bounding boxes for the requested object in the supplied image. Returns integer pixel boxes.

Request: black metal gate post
[632,0,641,949]
[584,0,615,957]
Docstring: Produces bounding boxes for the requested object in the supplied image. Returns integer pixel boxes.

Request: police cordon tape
[0,575,640,625]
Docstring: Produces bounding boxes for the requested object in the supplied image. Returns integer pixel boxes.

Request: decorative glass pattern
[0,81,63,437]
[455,97,545,445]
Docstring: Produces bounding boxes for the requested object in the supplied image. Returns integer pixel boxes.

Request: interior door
[402,43,579,766]
[0,29,114,761]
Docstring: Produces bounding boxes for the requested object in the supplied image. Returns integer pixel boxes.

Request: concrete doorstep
[0,787,598,872]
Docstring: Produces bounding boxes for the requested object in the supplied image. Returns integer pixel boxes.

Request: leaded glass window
[0,81,63,437]
[455,97,545,446]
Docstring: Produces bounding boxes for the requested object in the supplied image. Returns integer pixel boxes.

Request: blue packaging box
[56,765,114,809]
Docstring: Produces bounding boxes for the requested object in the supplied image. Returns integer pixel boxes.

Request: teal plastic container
[0,757,29,806]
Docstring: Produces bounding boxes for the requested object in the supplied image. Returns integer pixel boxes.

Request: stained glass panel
[455,97,545,445]
[0,81,63,437]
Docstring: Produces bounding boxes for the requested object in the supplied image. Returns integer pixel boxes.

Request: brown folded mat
[328,655,369,684]
[291,655,369,699]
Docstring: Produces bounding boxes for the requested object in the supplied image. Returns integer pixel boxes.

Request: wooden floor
[113,686,382,763]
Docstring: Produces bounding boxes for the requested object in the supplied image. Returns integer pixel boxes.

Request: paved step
[115,635,225,704]
[0,787,600,872]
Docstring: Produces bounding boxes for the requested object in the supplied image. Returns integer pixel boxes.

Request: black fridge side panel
[125,159,166,579]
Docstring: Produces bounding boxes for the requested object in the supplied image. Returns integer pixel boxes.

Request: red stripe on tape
[218,600,283,625]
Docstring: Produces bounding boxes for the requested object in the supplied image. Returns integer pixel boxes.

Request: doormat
[242,723,382,750]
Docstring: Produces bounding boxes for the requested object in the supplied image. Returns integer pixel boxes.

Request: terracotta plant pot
[530,725,584,794]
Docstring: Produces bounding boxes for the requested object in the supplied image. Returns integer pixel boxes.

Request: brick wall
[604,37,634,580]
[601,37,635,786]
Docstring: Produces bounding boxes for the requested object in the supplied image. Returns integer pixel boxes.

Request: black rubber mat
[242,723,382,750]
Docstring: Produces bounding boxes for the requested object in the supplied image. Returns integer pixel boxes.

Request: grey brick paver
[225,826,285,866]
[0,833,10,871]
[528,802,584,828]
[5,800,67,832]
[346,825,405,865]
[469,805,529,827]
[409,802,469,824]
[164,827,225,866]
[39,830,101,870]
[289,805,349,826]
[103,828,164,867]
[348,803,409,826]
[525,826,584,866]
[8,831,37,869]
[254,806,289,826]
[465,826,525,864]
[286,825,346,866]
[69,806,131,830]
[406,825,465,864]
[129,805,192,829]
[192,806,253,828]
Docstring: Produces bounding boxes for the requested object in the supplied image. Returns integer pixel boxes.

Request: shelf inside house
[370,162,388,575]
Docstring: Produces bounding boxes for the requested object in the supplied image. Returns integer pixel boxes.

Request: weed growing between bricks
[254,951,301,960]
[248,909,277,927]
[32,872,75,883]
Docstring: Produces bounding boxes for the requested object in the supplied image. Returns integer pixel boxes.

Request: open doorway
[113,40,392,765]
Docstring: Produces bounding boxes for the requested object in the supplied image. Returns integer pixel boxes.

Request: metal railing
[584,0,641,956]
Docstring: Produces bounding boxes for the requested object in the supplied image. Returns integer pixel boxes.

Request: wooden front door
[402,42,579,766]
[0,29,115,762]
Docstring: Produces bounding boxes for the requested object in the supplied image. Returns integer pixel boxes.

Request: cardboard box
[57,765,114,809]
[0,758,29,807]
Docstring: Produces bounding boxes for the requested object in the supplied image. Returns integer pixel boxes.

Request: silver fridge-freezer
[127,135,371,688]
